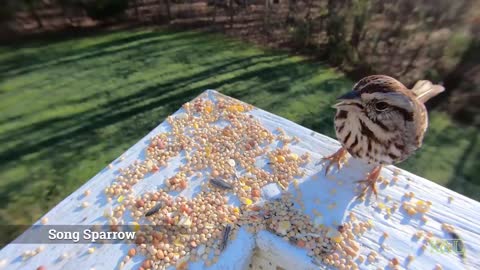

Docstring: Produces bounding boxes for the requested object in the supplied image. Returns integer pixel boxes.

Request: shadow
[294,157,373,228]
[0,30,205,80]
[94,191,108,208]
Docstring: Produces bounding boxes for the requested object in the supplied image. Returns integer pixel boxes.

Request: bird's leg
[357,165,382,199]
[319,147,348,175]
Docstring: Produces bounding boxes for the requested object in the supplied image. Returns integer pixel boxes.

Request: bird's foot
[318,147,348,175]
[356,166,382,200]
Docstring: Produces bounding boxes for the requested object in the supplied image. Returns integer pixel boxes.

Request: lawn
[0,28,478,244]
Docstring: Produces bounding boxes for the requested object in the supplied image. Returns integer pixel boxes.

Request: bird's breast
[334,109,410,165]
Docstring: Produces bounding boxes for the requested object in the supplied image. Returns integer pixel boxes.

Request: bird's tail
[411,80,445,103]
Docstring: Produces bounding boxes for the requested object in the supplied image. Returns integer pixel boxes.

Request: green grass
[0,28,478,243]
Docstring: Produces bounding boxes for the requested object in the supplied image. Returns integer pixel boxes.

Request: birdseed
[62,94,385,270]
[40,217,48,225]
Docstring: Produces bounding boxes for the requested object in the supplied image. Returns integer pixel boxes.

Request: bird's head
[334,75,417,126]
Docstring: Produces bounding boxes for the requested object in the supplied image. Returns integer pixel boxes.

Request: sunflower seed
[220,224,232,251]
[145,202,163,217]
[209,178,233,190]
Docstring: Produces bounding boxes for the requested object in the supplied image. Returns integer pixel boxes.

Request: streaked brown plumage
[323,75,444,198]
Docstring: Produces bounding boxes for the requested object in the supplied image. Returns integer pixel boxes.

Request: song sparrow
[322,75,444,198]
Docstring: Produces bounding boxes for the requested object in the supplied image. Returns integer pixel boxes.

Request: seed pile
[239,194,337,256]
[128,190,239,269]
[100,93,342,269]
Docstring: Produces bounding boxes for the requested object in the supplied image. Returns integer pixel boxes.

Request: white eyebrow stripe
[362,93,414,112]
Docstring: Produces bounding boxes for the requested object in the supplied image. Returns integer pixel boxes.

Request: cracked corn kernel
[240,197,253,205]
[288,153,299,161]
[276,155,286,163]
[367,219,374,229]
[332,234,343,243]
[204,105,213,113]
[130,222,140,232]
[415,200,430,213]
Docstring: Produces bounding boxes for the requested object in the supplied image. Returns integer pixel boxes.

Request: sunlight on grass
[0,28,478,245]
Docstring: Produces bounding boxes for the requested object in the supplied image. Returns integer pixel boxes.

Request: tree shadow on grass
[0,28,351,246]
[0,30,205,81]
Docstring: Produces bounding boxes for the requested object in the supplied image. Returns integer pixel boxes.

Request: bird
[322,75,445,198]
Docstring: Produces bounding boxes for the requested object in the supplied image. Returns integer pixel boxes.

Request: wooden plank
[0,90,478,270]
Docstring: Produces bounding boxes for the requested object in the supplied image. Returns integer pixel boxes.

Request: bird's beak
[333,91,361,109]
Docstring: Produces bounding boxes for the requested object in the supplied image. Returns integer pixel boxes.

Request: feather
[411,80,445,103]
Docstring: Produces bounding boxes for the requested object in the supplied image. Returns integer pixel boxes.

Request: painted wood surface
[0,90,478,270]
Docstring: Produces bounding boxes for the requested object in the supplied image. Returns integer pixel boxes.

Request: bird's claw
[356,179,378,200]
[318,148,348,175]
[356,166,382,200]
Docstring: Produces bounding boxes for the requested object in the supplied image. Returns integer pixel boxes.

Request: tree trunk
[350,17,363,49]
[305,0,313,21]
[58,2,72,26]
[163,0,171,23]
[211,0,217,23]
[27,2,43,29]
[229,0,234,29]
[285,0,295,25]
[134,0,140,20]
[263,0,270,32]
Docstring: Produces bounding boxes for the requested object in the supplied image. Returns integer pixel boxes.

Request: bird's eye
[375,102,389,111]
